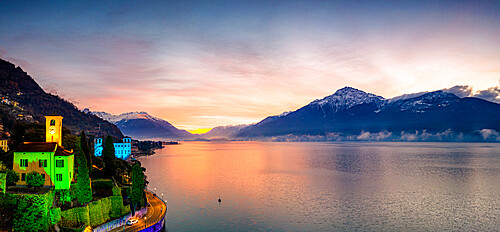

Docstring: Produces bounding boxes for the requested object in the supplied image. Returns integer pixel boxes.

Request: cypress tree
[76,137,92,205]
[79,131,92,171]
[131,163,145,211]
[102,136,116,178]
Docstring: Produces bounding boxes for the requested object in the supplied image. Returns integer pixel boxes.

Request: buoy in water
[218,196,221,203]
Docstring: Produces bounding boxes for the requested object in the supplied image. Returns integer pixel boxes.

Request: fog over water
[141,141,500,231]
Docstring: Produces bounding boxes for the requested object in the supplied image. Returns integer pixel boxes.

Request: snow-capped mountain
[237,86,500,137]
[86,110,192,140]
[309,87,385,112]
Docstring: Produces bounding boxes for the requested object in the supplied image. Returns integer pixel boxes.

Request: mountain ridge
[87,110,192,140]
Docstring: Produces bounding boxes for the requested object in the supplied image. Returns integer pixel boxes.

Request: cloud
[477,129,500,140]
[474,87,500,103]
[442,85,473,98]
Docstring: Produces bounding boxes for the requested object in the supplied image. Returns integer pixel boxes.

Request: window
[21,173,26,181]
[50,119,56,126]
[56,174,62,181]
[20,159,28,167]
[56,159,64,167]
[39,159,47,167]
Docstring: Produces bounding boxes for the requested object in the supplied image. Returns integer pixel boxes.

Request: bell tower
[45,116,63,146]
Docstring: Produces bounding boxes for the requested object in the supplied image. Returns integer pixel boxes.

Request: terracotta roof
[55,146,73,156]
[16,142,73,156]
[16,142,57,152]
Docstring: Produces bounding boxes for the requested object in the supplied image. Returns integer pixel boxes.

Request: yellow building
[0,139,7,152]
[13,116,75,189]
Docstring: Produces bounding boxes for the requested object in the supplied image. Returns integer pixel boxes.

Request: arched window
[50,119,56,126]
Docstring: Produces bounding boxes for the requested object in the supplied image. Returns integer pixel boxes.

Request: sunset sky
[1,0,499,130]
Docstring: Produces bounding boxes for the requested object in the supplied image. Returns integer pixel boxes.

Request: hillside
[0,58,123,138]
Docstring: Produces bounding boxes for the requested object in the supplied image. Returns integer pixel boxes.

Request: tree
[75,137,92,205]
[102,136,116,178]
[13,195,47,232]
[102,136,115,161]
[131,163,145,212]
[6,169,19,186]
[26,171,44,189]
[80,131,92,171]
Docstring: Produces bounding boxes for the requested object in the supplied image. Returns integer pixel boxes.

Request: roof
[16,142,73,156]
[16,142,57,152]
[55,146,73,156]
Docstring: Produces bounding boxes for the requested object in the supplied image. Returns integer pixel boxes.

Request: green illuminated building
[12,116,75,189]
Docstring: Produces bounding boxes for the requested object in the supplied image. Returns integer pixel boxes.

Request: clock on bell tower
[45,116,63,146]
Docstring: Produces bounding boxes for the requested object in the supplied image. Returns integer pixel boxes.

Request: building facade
[0,139,7,152]
[12,116,74,189]
[94,137,132,160]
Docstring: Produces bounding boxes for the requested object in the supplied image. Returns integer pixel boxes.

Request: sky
[1,0,500,131]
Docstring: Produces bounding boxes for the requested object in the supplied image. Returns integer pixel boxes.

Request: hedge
[92,179,113,189]
[49,207,62,225]
[59,194,128,228]
[99,197,111,222]
[109,196,124,219]
[60,205,89,228]
[112,186,122,196]
[88,201,104,227]
[60,225,85,232]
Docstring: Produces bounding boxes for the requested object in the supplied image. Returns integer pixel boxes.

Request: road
[110,191,167,232]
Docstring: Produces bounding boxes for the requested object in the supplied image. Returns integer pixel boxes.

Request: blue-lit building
[94,138,132,160]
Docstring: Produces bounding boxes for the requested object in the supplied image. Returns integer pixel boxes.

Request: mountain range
[236,87,500,141]
[86,110,191,140]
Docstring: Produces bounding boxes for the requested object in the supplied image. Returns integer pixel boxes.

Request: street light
[144,217,147,229]
[154,187,157,195]
[161,193,164,201]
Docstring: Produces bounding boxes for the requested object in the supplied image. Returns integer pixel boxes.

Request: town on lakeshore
[0,115,167,232]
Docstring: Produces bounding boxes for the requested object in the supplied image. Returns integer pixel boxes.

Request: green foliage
[122,204,131,215]
[0,150,14,169]
[12,192,53,232]
[102,136,115,161]
[121,186,131,198]
[109,196,125,219]
[56,189,72,204]
[91,179,113,189]
[70,183,78,200]
[49,207,61,225]
[60,225,85,232]
[88,201,105,227]
[102,136,116,178]
[0,193,17,229]
[131,163,145,210]
[26,171,44,188]
[5,169,19,186]
[75,137,92,205]
[79,131,92,171]
[62,131,77,151]
[99,197,111,222]
[112,186,122,196]
[60,205,90,228]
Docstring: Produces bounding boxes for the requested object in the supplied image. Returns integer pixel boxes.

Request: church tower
[45,116,63,146]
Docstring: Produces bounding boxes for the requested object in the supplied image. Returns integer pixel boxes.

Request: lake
[139,141,500,231]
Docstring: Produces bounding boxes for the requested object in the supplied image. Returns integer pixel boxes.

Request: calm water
[139,142,500,231]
